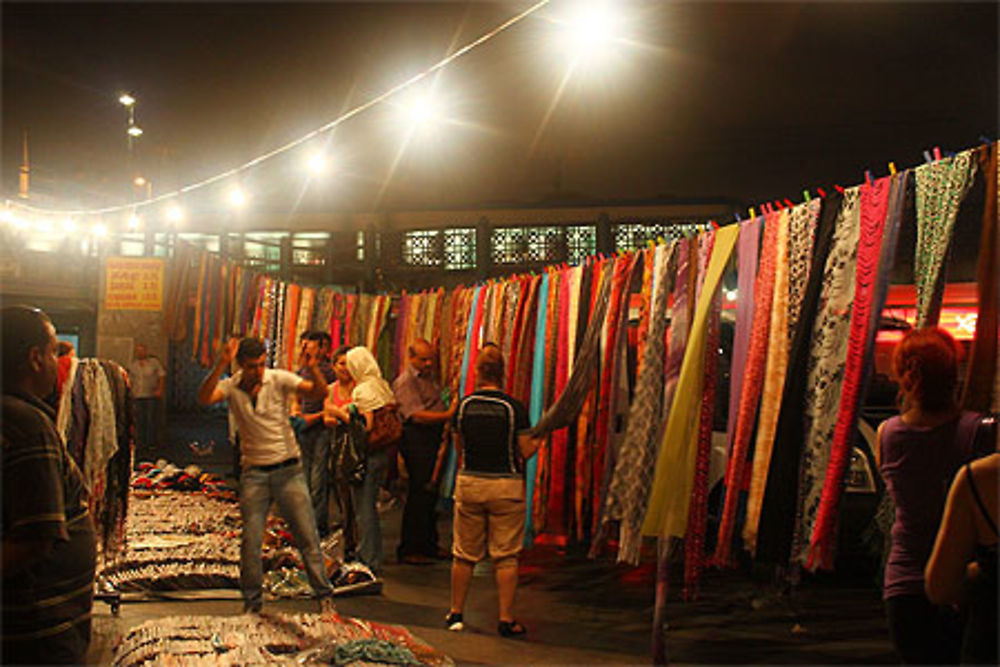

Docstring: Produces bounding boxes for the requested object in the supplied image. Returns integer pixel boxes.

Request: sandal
[498,620,527,638]
[445,612,464,631]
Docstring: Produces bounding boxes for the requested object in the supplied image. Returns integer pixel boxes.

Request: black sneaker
[445,612,464,631]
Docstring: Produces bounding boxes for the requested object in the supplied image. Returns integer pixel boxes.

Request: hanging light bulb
[92,223,109,238]
[228,186,247,208]
[166,204,185,225]
[306,153,327,176]
[127,213,141,230]
[61,217,77,233]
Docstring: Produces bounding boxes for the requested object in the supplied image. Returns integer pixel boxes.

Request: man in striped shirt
[2,305,96,664]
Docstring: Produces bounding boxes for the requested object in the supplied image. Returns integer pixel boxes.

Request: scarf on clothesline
[754,191,842,566]
[962,143,999,412]
[808,174,898,571]
[683,230,722,599]
[600,242,674,564]
[914,149,978,327]
[726,218,760,467]
[525,273,551,546]
[642,224,738,540]
[791,187,862,567]
[715,213,780,567]
[743,209,792,554]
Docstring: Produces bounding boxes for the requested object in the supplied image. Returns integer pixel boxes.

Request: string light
[92,223,109,238]
[128,214,141,230]
[6,0,551,219]
[306,153,327,176]
[166,205,185,225]
[228,187,247,208]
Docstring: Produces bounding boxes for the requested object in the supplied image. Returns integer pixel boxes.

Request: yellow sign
[105,257,164,311]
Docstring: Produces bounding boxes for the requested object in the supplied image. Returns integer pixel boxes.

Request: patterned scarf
[642,224,738,540]
[791,187,862,567]
[526,273,551,545]
[715,212,780,567]
[807,176,893,571]
[753,191,842,566]
[684,231,721,599]
[914,149,978,326]
[601,243,674,564]
[743,209,791,555]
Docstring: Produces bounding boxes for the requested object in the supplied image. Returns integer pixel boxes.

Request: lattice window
[566,225,597,264]
[244,232,284,273]
[492,226,569,265]
[402,230,443,267]
[443,228,476,270]
[118,233,146,257]
[613,221,705,253]
[177,232,220,253]
[292,232,328,267]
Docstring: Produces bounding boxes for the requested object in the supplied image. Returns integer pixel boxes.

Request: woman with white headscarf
[324,346,395,574]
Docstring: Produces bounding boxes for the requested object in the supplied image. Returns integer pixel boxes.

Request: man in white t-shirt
[198,336,335,613]
[127,343,165,457]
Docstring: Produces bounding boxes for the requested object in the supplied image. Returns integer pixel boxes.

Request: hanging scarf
[547,267,575,536]
[791,187,862,567]
[574,260,605,540]
[786,200,823,340]
[962,143,999,412]
[742,208,792,554]
[808,175,896,571]
[642,224,738,539]
[914,149,978,326]
[525,273,551,546]
[683,230,721,599]
[441,286,484,500]
[726,218,761,457]
[714,213,781,566]
[634,247,656,380]
[602,242,674,564]
[754,192,843,565]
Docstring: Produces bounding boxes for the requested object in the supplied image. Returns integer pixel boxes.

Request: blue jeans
[239,462,333,609]
[351,450,387,573]
[297,425,331,536]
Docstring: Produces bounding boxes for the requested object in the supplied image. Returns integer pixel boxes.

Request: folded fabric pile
[113,612,453,667]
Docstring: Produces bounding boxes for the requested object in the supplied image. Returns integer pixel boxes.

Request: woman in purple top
[876,327,981,664]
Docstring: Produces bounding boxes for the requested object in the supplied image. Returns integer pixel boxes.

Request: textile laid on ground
[113,612,452,667]
[913,148,978,327]
[791,187,862,567]
[101,478,355,597]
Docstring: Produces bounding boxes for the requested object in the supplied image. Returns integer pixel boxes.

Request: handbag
[367,403,403,450]
[331,406,368,485]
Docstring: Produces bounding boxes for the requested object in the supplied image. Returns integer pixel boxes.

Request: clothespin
[657,236,665,245]
[923,150,934,164]
[865,170,874,186]
[709,220,719,230]
[888,162,897,176]
[834,184,844,194]
[749,207,756,219]
[734,212,742,223]
[816,187,827,198]
[803,189,811,203]
[783,198,794,208]
[933,146,943,161]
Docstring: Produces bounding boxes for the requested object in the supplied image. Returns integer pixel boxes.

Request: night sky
[3,1,998,218]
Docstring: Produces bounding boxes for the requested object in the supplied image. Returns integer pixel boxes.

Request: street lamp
[119,91,142,150]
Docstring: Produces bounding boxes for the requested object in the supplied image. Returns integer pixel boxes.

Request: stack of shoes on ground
[333,561,381,595]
